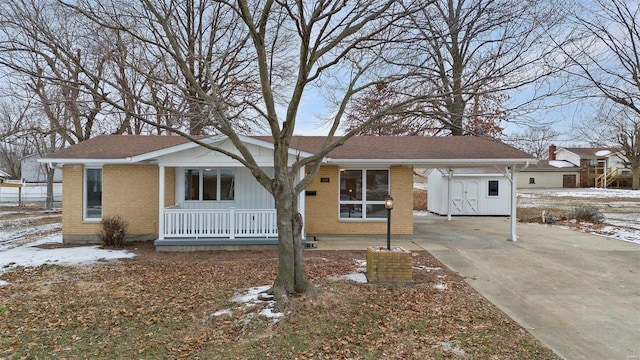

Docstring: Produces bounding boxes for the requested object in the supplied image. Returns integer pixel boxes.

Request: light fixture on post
[385,194,394,250]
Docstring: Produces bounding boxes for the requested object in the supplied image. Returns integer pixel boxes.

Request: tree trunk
[269,165,312,304]
[632,165,640,190]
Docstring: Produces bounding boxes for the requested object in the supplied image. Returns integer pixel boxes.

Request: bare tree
[576,105,640,189]
[402,0,567,135]
[22,0,429,302]
[561,0,640,189]
[505,126,561,159]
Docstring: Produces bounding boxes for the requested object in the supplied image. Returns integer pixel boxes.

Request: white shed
[427,168,511,216]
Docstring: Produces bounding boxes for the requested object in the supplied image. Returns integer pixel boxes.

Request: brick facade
[62,164,175,243]
[304,165,414,235]
[62,163,412,243]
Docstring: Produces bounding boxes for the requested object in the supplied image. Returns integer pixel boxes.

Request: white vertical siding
[175,167,274,209]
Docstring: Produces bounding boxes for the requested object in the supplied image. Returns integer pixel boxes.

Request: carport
[413,161,533,241]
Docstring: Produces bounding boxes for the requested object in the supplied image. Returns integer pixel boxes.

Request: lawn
[0,243,559,359]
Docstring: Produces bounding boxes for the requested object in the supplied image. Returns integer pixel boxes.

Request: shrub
[570,205,605,224]
[413,189,427,210]
[98,215,128,247]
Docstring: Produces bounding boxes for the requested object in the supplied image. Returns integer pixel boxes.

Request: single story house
[0,169,8,182]
[551,145,631,188]
[21,153,63,183]
[517,160,580,189]
[39,135,536,249]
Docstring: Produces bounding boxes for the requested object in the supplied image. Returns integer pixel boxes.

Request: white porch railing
[163,208,278,239]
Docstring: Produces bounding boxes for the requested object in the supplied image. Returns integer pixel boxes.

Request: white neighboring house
[0,169,9,183]
[518,160,580,189]
[550,145,631,188]
[21,154,62,183]
[427,168,511,216]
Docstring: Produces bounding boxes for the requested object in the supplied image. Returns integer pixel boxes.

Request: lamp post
[385,194,394,250]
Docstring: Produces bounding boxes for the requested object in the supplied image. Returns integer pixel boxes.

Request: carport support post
[446,168,453,221]
[507,165,518,242]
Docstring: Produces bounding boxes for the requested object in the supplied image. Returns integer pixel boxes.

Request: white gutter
[326,158,538,166]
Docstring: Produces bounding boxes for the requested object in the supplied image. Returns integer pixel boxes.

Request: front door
[450,180,479,214]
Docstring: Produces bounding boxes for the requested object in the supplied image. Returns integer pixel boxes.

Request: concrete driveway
[413,215,640,360]
[315,215,640,359]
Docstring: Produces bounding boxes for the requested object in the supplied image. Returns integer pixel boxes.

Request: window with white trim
[339,169,389,219]
[184,168,235,201]
[84,167,102,220]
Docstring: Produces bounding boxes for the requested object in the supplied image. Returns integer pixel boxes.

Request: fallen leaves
[0,243,559,359]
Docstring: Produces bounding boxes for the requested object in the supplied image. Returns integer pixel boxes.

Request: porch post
[507,165,518,242]
[158,165,165,240]
[446,168,453,221]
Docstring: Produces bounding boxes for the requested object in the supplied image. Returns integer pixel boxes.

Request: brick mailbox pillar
[366,246,414,284]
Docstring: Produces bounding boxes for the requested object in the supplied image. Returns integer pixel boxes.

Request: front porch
[155,206,282,250]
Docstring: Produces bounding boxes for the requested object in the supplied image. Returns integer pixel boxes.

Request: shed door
[464,181,479,214]
[450,180,479,214]
[451,181,464,213]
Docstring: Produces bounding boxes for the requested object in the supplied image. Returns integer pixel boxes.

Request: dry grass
[413,188,427,210]
[0,244,558,360]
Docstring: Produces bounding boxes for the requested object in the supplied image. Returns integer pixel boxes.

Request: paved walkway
[314,215,640,360]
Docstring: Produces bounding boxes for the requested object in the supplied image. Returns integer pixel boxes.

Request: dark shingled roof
[266,136,531,160]
[44,135,193,159]
[43,134,532,161]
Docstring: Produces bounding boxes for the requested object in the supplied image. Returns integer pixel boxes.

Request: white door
[450,181,464,213]
[449,180,479,214]
[464,181,479,214]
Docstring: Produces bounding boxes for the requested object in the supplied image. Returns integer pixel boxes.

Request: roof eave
[326,158,537,167]
[38,158,133,165]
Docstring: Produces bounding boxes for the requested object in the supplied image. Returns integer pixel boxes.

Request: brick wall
[62,164,174,243]
[62,164,101,241]
[304,165,414,235]
[102,164,160,238]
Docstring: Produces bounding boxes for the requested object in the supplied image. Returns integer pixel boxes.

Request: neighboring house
[39,134,536,249]
[427,168,511,216]
[551,145,631,188]
[21,154,63,183]
[0,169,9,183]
[518,160,580,189]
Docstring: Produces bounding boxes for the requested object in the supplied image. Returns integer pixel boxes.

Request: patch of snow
[434,341,465,356]
[592,226,640,245]
[434,283,447,291]
[231,285,272,303]
[334,273,368,283]
[231,285,284,321]
[0,233,135,275]
[413,211,433,217]
[0,280,8,286]
[520,188,640,199]
[213,308,233,317]
[0,223,62,250]
[548,160,577,168]
[259,308,285,319]
[414,265,441,271]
